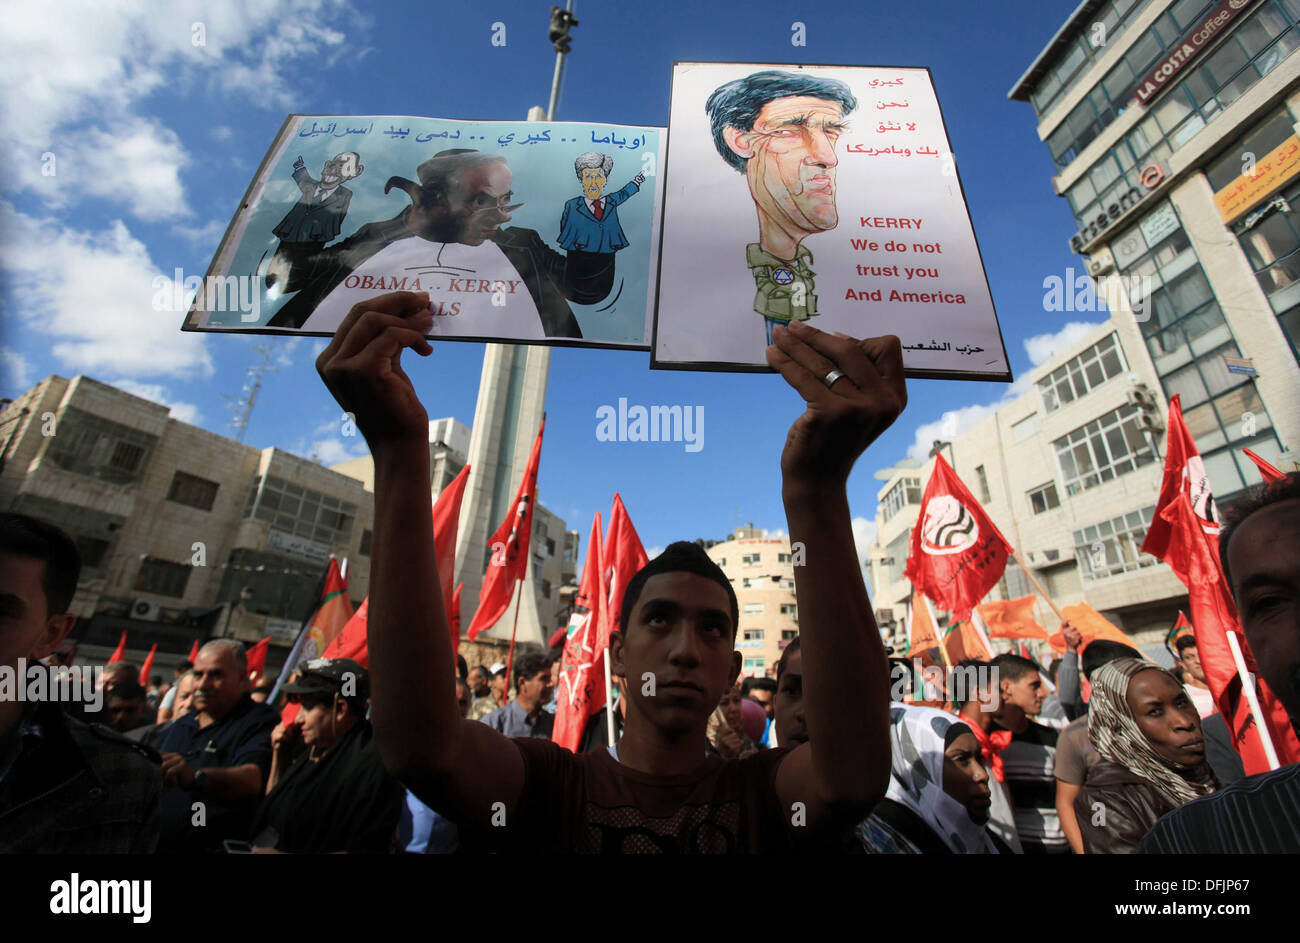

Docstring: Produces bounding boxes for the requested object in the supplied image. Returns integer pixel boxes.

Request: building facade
[705,526,799,677]
[1009,0,1300,494]
[0,376,374,671]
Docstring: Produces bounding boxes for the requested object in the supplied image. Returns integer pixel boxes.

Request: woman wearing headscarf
[857,704,1010,853]
[1075,658,1217,854]
[706,686,759,759]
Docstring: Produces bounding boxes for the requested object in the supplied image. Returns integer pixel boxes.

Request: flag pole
[969,607,996,659]
[1009,548,1065,622]
[1224,631,1281,771]
[603,647,615,746]
[502,577,524,701]
[921,594,952,672]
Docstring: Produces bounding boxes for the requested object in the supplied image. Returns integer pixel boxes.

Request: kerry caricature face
[724,95,846,240]
[580,167,607,201]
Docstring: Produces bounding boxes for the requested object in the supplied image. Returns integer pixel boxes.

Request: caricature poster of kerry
[184,116,664,349]
[652,63,1009,380]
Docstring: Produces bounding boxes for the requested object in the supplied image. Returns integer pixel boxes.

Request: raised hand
[765,320,907,490]
[315,291,434,452]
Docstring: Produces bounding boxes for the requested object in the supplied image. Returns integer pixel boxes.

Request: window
[1027,482,1061,515]
[359,529,372,556]
[742,577,760,589]
[743,657,765,670]
[1028,0,1153,119]
[541,579,552,598]
[974,465,991,503]
[546,537,556,557]
[1036,333,1127,412]
[134,557,191,598]
[44,407,158,485]
[1054,405,1157,495]
[744,602,765,614]
[1074,506,1159,579]
[245,475,357,546]
[215,548,326,619]
[779,578,795,591]
[743,629,765,642]
[742,553,761,565]
[167,471,220,512]
[781,629,798,641]
[884,531,912,585]
[780,603,797,619]
[881,476,922,522]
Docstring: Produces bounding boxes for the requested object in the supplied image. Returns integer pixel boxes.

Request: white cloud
[1024,321,1104,367]
[903,371,1036,462]
[0,348,32,392]
[761,527,788,540]
[173,218,228,248]
[0,202,214,380]
[210,125,233,141]
[3,0,355,219]
[305,436,369,465]
[108,379,202,425]
[644,545,665,560]
[851,515,878,584]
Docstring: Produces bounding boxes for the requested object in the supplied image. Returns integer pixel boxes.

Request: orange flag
[977,596,1047,640]
[1048,602,1140,655]
[944,621,991,664]
[906,591,941,656]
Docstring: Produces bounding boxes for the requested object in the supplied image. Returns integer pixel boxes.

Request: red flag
[187,639,200,662]
[433,466,471,653]
[468,422,545,640]
[245,637,271,682]
[598,493,649,651]
[317,465,473,689]
[554,513,606,752]
[1242,447,1286,483]
[138,644,157,687]
[976,596,1047,640]
[1142,395,1220,560]
[106,631,126,664]
[1157,493,1300,773]
[904,454,1013,622]
[450,582,464,653]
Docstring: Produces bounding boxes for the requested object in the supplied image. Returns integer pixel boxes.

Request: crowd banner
[182,116,665,350]
[652,62,1009,379]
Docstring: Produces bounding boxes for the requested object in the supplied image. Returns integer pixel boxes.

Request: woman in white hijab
[857,703,1011,853]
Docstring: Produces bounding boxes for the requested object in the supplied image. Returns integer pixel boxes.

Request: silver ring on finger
[822,368,848,389]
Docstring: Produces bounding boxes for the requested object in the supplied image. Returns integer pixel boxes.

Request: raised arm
[766,321,904,836]
[315,291,526,830]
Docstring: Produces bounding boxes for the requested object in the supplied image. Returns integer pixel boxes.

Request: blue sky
[0,0,1106,564]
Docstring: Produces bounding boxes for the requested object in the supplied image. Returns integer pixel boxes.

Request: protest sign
[182,115,664,349]
[652,63,1009,379]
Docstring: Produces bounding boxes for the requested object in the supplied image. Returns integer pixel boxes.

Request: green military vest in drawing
[747,243,819,322]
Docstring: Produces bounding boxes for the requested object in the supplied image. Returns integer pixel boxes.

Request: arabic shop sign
[1130,0,1260,108]
[1069,163,1167,252]
[1214,134,1300,224]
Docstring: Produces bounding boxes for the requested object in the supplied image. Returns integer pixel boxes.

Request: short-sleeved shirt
[497,738,793,853]
[998,720,1069,853]
[480,699,553,739]
[154,694,279,853]
[1054,715,1099,785]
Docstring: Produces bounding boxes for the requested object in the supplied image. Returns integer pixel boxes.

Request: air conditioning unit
[1126,385,1159,410]
[1137,411,1164,433]
[131,598,162,622]
[1087,248,1115,277]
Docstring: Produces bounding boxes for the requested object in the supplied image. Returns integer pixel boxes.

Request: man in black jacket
[268,149,613,340]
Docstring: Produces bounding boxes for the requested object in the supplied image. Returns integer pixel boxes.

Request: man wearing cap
[469,663,508,722]
[480,651,555,740]
[250,658,404,853]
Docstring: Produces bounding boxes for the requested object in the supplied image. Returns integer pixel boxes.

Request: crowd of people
[1,296,1296,855]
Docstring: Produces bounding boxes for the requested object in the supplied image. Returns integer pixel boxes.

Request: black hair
[742,677,777,696]
[1174,634,1198,655]
[109,681,146,701]
[705,70,859,173]
[456,654,468,682]
[177,660,193,673]
[0,512,81,616]
[989,653,1040,684]
[949,658,989,707]
[618,542,740,641]
[299,689,366,717]
[1048,658,1063,685]
[776,635,802,682]
[1218,473,1300,597]
[1081,640,1143,680]
[944,721,974,749]
[513,651,552,693]
[150,674,162,687]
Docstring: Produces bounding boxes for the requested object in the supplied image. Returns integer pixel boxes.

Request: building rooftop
[1007,0,1108,102]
